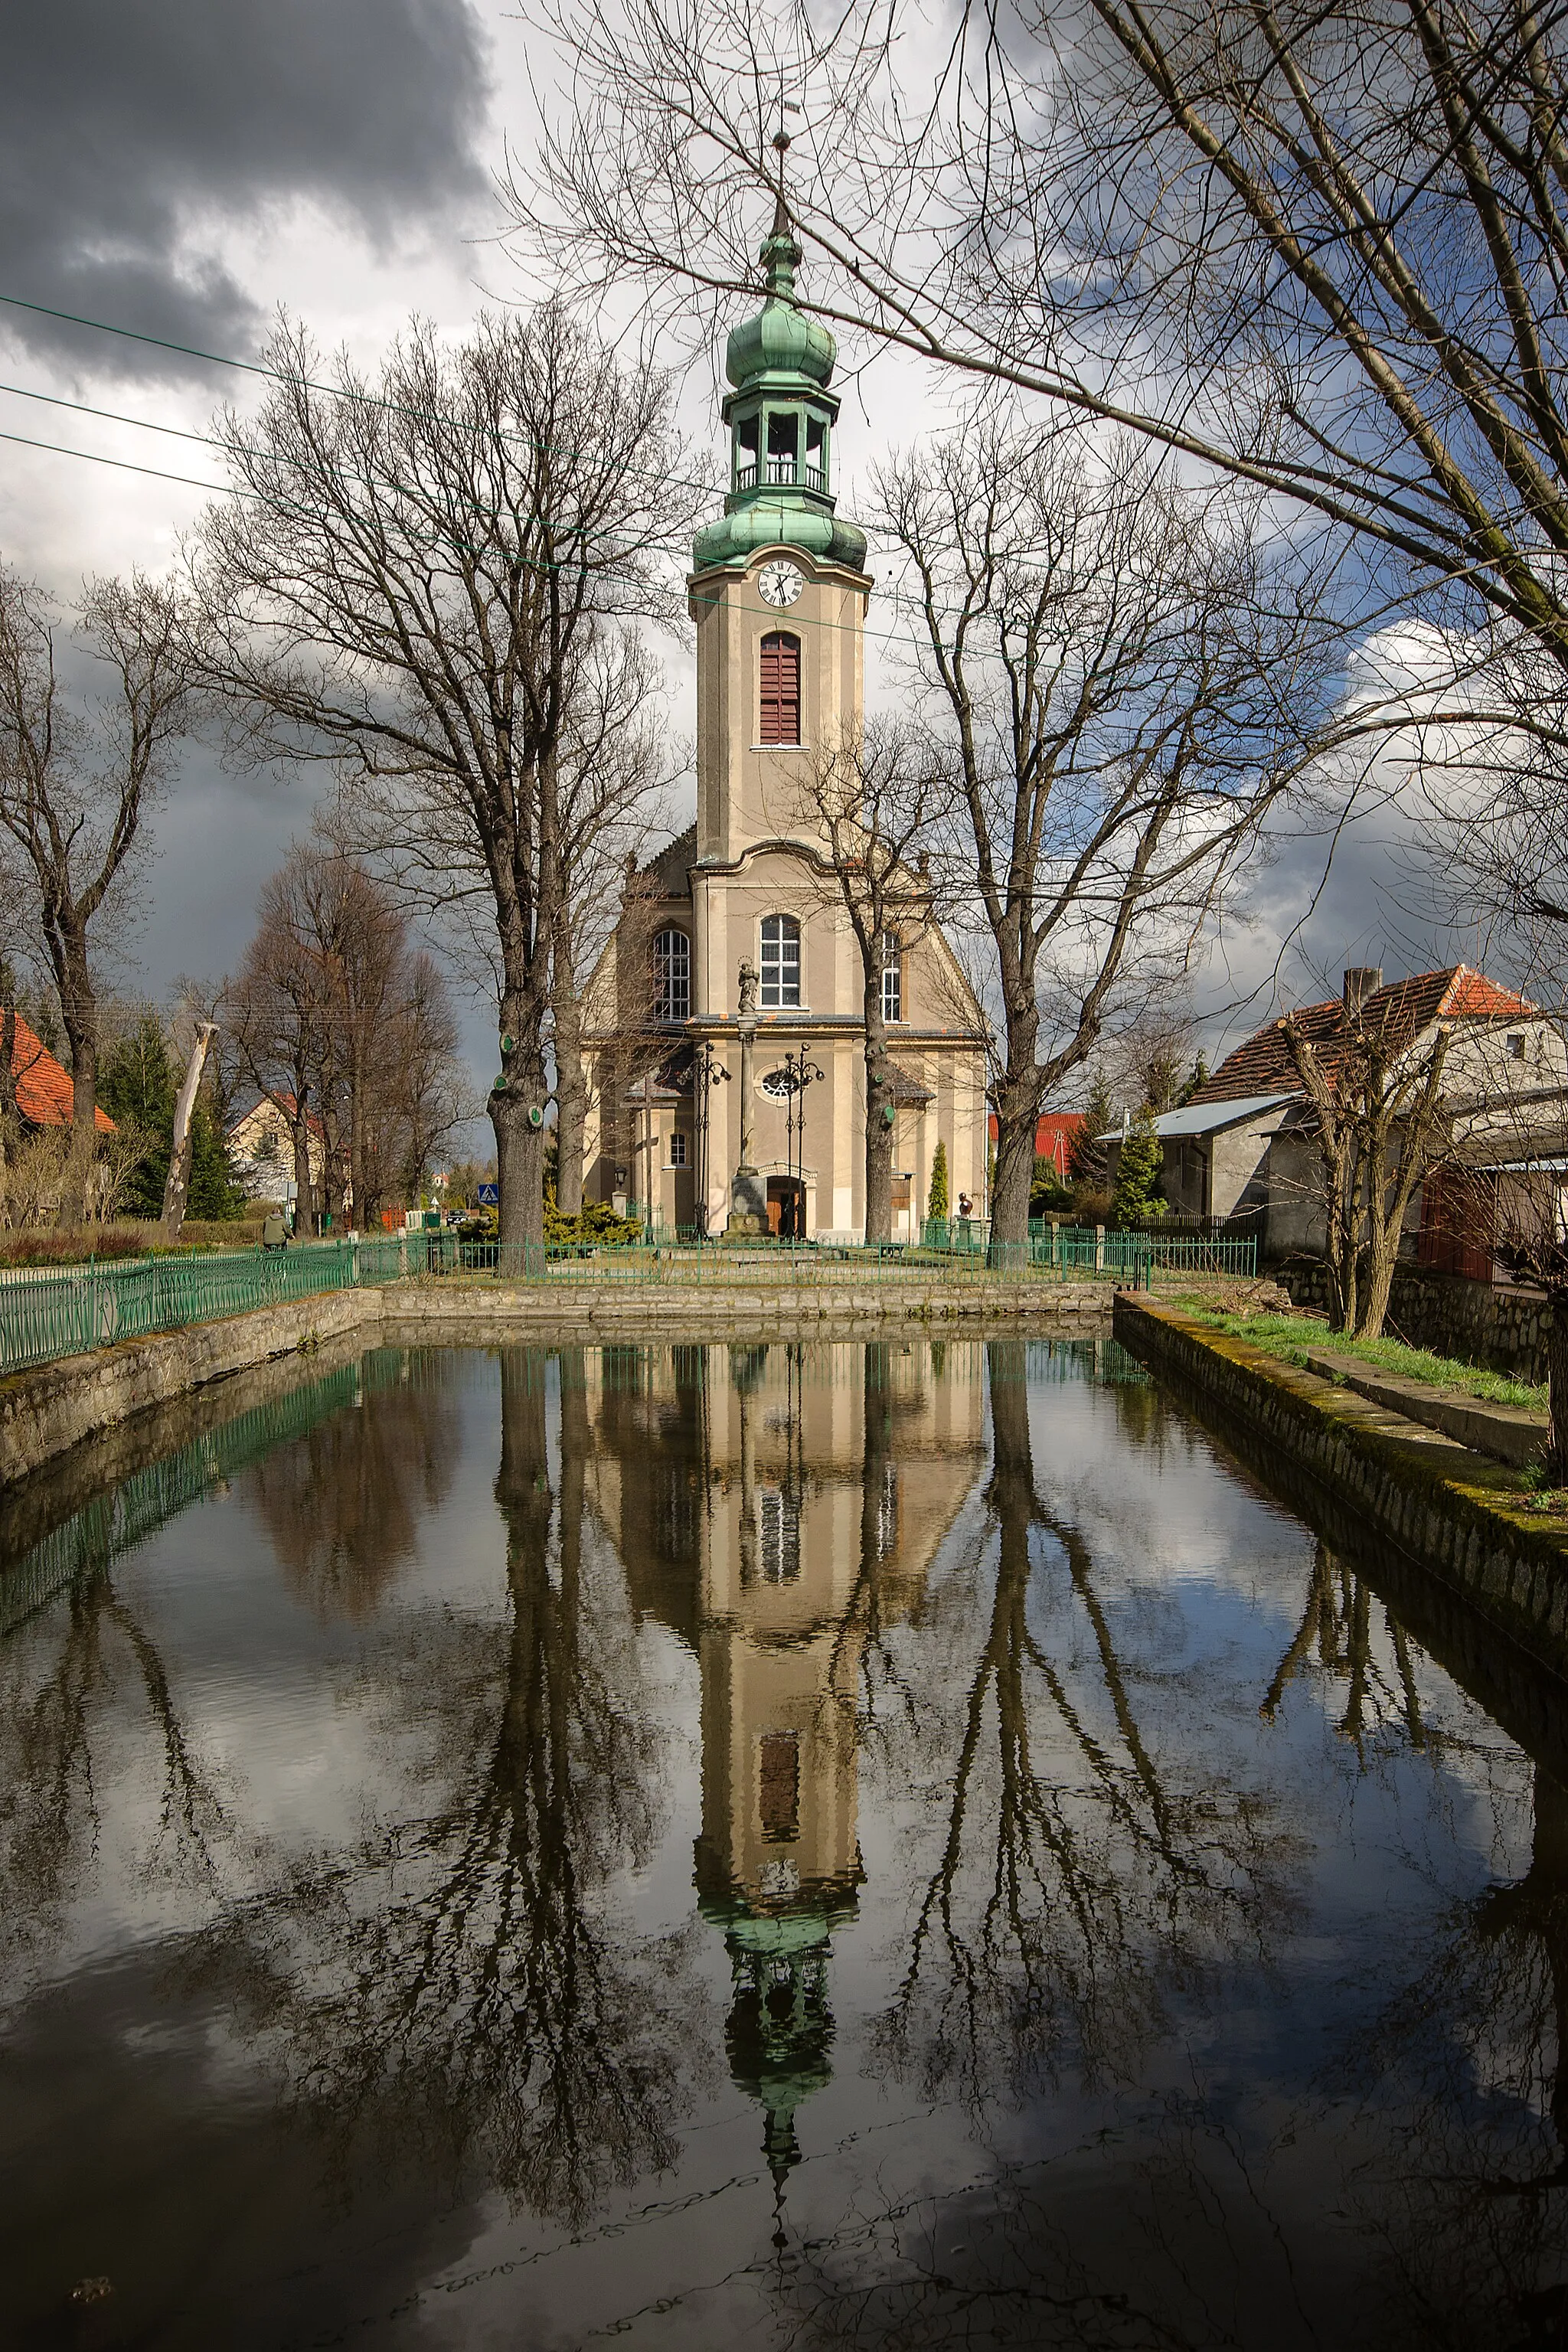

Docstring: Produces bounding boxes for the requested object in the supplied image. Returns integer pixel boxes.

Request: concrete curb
[1114,1295,1568,1674]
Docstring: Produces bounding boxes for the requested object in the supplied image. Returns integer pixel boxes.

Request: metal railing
[419,1234,1161,1288]
[1,1220,1255,1380]
[920,1217,1257,1279]
[0,1236,413,1378]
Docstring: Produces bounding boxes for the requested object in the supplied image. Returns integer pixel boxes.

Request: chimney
[1343,966,1383,1013]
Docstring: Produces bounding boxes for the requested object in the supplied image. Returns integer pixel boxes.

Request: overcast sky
[0,0,1478,1122]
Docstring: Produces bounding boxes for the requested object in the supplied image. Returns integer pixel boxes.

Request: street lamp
[692,1040,730,1237]
[772,1047,825,1239]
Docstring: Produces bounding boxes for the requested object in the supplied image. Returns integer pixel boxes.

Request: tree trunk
[288,1104,315,1233]
[0,974,18,1190]
[161,1024,217,1245]
[862,985,894,1245]
[1547,1292,1568,1487]
[493,1059,547,1246]
[989,1074,1037,1263]
[57,952,99,1229]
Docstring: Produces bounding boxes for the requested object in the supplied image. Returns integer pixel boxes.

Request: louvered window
[759,631,801,745]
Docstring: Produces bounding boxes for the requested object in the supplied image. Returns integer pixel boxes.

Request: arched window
[759,631,801,746]
[880,929,903,1024]
[760,913,801,1008]
[652,929,691,1024]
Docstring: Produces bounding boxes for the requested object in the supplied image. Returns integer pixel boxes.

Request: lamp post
[774,1046,825,1239]
[693,1040,730,1237]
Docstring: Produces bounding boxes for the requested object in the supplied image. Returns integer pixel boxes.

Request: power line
[0,415,927,652]
[0,284,898,596]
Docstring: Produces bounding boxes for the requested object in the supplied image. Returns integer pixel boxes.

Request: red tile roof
[1191,967,1536,1105]
[8,1013,115,1132]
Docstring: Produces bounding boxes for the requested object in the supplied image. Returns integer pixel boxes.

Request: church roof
[724,202,837,391]
[640,823,696,900]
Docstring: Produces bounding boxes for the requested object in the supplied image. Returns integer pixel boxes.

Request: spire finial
[761,127,801,299]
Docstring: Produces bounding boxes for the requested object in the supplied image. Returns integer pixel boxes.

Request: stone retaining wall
[1114,1294,1568,1674]
[1276,1256,1550,1381]
[390,1278,1109,1341]
[1,1287,381,1486]
[2,1276,1113,1486]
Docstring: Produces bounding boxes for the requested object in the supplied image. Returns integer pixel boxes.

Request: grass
[1163,1297,1550,1415]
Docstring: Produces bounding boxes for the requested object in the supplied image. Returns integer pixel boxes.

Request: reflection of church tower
[694,1344,865,2184]
[583,1339,986,2181]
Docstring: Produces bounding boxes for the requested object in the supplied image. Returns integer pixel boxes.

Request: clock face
[757,560,805,608]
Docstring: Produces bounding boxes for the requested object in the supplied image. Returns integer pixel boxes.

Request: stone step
[1304,1351,1548,1468]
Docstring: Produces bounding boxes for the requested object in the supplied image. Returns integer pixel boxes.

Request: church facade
[583,204,988,1241]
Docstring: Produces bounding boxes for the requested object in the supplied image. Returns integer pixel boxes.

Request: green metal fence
[1,1217,1256,1382]
[920,1218,1256,1279]
[419,1234,1165,1287]
[0,1236,413,1379]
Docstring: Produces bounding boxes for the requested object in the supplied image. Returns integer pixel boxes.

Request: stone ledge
[1114,1294,1568,1673]
[1304,1349,1548,1468]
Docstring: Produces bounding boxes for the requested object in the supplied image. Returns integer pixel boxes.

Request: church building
[583,198,988,1241]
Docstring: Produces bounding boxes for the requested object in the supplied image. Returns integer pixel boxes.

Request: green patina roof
[692,194,869,579]
[724,215,837,390]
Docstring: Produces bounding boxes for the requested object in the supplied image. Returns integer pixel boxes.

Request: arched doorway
[766,1177,805,1239]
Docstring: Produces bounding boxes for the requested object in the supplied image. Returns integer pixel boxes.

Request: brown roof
[1192,966,1536,1105]
[8,1013,115,1132]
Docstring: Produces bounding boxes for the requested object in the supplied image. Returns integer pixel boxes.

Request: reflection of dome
[700,1882,859,2183]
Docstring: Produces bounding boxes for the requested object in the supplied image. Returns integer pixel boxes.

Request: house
[227,1093,325,1200]
[987,1111,1086,1178]
[6,1013,115,1133]
[1109,965,1566,1260]
[580,203,988,1242]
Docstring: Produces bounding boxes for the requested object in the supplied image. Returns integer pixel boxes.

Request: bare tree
[223,843,465,1230]
[196,308,702,1246]
[793,717,949,1243]
[514,0,1568,700]
[878,416,1330,1252]
[552,630,673,1216]
[222,858,328,1226]
[0,569,198,1224]
[1282,1005,1452,1341]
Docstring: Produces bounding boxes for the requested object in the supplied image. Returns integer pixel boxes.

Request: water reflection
[586,1339,987,2187]
[2,1336,1567,2347]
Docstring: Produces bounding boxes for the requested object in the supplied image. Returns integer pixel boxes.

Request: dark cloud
[0,0,492,377]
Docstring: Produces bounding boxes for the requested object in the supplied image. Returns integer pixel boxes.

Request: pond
[1,1336,1565,2350]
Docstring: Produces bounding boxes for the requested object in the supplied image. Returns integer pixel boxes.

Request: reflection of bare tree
[1323,1766,1568,2350]
[1262,1541,1431,1757]
[876,1340,1292,2108]
[0,1557,229,1975]
[245,1348,459,1619]
[201,1347,697,2226]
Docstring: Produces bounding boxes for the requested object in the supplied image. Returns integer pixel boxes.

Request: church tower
[688,193,873,871]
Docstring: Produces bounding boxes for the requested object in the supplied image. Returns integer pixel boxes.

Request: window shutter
[760,632,801,745]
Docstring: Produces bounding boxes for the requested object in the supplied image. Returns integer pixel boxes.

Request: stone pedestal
[727,1170,769,1236]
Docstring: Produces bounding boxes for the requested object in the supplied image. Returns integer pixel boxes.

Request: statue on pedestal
[728,959,769,1235]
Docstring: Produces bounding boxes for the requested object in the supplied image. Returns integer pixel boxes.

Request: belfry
[583,188,988,1240]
